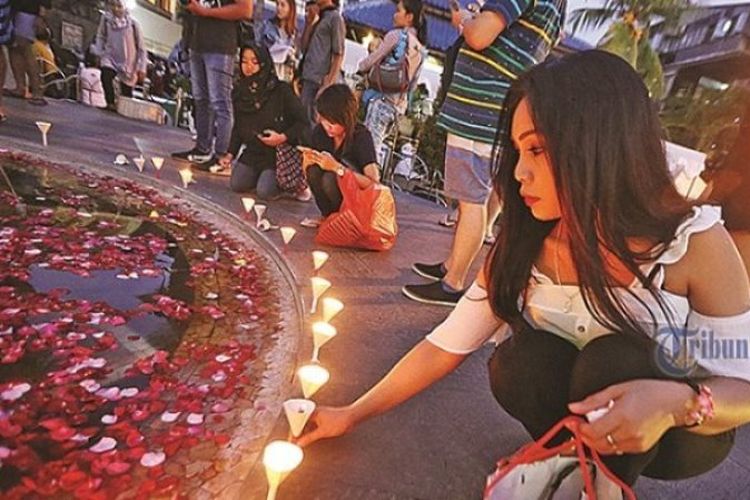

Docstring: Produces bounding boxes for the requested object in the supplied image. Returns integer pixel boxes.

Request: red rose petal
[50,426,76,441]
[59,469,87,491]
[105,461,131,476]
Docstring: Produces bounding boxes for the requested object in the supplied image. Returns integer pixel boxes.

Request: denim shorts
[443,133,494,204]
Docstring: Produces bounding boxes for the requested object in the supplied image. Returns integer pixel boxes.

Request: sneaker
[172,147,211,163]
[402,281,463,306]
[411,262,446,281]
[295,187,313,202]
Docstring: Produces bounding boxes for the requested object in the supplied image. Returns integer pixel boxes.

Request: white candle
[283,399,316,438]
[312,250,329,272]
[297,363,330,399]
[35,121,51,147]
[262,441,304,500]
[321,297,344,323]
[242,197,256,213]
[151,157,165,171]
[280,226,297,245]
[133,156,146,172]
[312,322,337,362]
[310,276,331,314]
[254,204,267,220]
[178,168,193,188]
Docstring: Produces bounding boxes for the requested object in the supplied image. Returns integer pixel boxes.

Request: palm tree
[569,0,693,99]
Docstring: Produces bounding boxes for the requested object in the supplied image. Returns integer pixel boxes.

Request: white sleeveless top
[426,205,750,383]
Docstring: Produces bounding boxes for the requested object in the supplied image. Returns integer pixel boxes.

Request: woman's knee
[488,328,578,439]
[569,333,657,402]
[256,170,280,200]
[229,164,257,193]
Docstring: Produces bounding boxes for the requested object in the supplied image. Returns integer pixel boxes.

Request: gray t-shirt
[186,0,238,55]
[301,6,345,85]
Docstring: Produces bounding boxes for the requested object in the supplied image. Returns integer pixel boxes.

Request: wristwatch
[336,166,345,177]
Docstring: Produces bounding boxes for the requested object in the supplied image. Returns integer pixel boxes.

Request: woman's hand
[568,379,694,455]
[258,130,287,147]
[295,406,357,447]
[218,153,233,168]
[363,163,381,184]
[302,149,342,173]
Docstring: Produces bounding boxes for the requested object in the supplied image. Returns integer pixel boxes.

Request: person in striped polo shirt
[403,0,565,306]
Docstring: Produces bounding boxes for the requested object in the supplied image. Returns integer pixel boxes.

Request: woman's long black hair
[401,0,427,46]
[487,50,694,338]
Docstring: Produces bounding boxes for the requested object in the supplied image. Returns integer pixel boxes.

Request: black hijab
[233,43,279,113]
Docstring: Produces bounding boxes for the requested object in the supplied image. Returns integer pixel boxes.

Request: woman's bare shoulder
[682,224,750,316]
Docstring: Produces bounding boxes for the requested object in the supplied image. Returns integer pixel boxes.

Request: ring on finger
[606,433,624,455]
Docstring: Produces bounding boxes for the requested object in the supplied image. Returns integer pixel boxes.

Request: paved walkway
[2,98,749,499]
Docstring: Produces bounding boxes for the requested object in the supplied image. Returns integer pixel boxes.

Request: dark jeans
[307,165,342,216]
[101,67,133,107]
[229,155,280,200]
[190,52,234,155]
[488,327,735,486]
[300,79,320,124]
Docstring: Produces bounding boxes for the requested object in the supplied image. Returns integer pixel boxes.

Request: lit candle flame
[310,276,331,314]
[312,322,337,361]
[262,441,304,500]
[297,363,330,399]
[321,297,344,323]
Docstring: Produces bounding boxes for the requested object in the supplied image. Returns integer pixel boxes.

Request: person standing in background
[7,0,49,105]
[172,0,253,172]
[357,0,427,167]
[403,0,566,306]
[92,0,148,111]
[256,0,297,83]
[0,0,12,122]
[298,0,344,122]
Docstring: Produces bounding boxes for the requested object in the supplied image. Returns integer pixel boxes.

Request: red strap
[484,416,637,500]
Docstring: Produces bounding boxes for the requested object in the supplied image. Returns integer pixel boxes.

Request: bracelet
[682,380,715,427]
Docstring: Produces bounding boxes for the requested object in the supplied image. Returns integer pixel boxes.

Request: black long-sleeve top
[228,82,310,170]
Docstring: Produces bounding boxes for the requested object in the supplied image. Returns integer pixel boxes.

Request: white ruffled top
[426,205,750,383]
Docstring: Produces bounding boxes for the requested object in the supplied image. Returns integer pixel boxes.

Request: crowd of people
[2,0,750,493]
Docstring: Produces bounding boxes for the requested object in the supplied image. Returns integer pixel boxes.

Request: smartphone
[449,0,460,11]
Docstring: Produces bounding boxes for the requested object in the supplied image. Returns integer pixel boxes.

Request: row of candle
[260,233,342,500]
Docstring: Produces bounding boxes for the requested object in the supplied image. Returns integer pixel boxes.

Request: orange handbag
[315,170,397,251]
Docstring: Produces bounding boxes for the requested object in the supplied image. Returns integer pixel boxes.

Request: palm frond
[569,7,620,33]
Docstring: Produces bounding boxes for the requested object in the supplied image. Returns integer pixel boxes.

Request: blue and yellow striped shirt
[438,0,565,143]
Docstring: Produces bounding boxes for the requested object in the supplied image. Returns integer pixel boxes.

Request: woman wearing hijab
[92,0,147,110]
[219,44,311,201]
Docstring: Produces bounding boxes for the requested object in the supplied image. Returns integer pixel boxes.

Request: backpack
[367,29,410,94]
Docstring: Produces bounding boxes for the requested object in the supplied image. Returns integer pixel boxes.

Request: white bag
[485,416,636,500]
